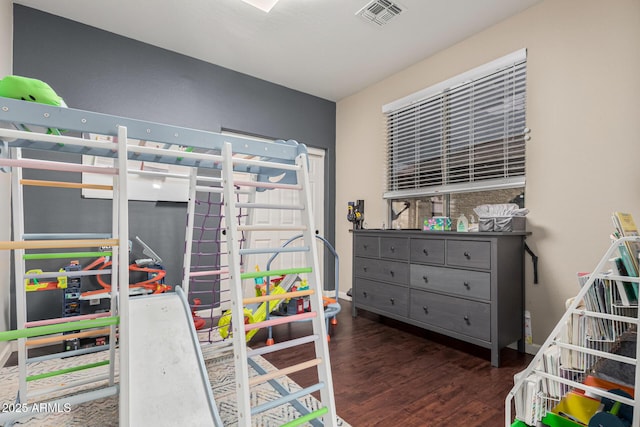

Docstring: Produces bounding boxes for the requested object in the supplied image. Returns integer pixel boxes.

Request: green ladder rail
[0,316,119,342]
[23,251,112,260]
[240,267,312,280]
[27,360,110,382]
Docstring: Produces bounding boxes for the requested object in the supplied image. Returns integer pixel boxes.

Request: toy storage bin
[479,216,526,232]
[540,412,582,427]
[510,412,583,427]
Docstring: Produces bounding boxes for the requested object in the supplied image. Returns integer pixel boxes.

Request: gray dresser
[352,229,528,367]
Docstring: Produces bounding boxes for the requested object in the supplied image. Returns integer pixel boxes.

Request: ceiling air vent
[356,0,404,26]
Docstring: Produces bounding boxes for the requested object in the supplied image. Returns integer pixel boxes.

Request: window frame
[383,49,528,200]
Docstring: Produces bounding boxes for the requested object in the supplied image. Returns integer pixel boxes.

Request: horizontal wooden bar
[26,327,112,347]
[23,233,112,240]
[196,176,223,183]
[233,180,302,190]
[280,407,328,427]
[128,144,223,164]
[0,127,117,150]
[189,269,228,278]
[195,186,224,194]
[25,269,112,281]
[25,312,112,328]
[28,344,110,364]
[240,267,312,280]
[248,358,322,386]
[27,360,109,382]
[244,311,316,332]
[232,157,300,171]
[23,251,112,260]
[243,289,314,306]
[247,335,319,358]
[0,316,118,342]
[251,382,325,416]
[128,168,189,180]
[20,179,113,191]
[0,238,118,250]
[27,374,112,399]
[0,157,118,174]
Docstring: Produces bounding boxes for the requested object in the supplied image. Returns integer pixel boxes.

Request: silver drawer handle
[389,270,395,277]
[363,266,367,272]
[363,244,368,249]
[463,315,470,325]
[363,291,368,298]
[390,246,395,252]
[464,251,470,259]
[422,275,428,283]
[423,306,428,314]
[389,298,395,305]
[423,249,428,256]
[463,281,470,289]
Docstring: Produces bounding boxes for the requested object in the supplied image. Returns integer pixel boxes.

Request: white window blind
[383,49,527,199]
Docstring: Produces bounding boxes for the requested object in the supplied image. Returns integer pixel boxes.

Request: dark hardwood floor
[251,299,533,427]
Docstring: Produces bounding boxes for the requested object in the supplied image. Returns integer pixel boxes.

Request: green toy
[0,75,67,137]
[0,75,66,107]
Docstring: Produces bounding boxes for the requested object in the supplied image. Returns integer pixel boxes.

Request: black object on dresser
[352,229,529,367]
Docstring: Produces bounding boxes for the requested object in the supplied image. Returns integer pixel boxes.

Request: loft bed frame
[0,96,306,173]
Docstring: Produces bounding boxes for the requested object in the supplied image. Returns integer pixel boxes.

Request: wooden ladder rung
[243,289,314,305]
[20,179,113,191]
[0,239,119,250]
[248,358,322,386]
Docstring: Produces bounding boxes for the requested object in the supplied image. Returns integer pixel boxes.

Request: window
[383,49,527,226]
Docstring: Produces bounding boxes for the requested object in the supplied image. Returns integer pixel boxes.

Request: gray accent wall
[11,5,336,325]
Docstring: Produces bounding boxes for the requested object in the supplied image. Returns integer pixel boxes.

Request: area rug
[0,345,350,426]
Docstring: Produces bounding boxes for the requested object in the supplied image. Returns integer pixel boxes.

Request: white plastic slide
[128,286,223,426]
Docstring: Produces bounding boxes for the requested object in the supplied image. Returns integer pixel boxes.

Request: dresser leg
[491,348,501,368]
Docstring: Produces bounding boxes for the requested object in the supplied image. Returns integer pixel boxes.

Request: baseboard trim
[507,341,540,356]
[338,291,351,302]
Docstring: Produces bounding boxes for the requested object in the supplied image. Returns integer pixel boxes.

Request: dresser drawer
[409,289,490,341]
[410,238,445,265]
[354,278,408,317]
[354,236,379,258]
[410,265,490,300]
[354,257,409,284]
[447,240,491,270]
[379,237,409,260]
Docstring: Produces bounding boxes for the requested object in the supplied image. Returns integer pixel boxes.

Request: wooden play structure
[0,95,337,426]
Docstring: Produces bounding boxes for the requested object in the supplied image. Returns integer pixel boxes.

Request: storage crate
[479,216,526,232]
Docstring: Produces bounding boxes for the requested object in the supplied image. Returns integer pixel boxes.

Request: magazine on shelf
[612,211,640,276]
[576,273,614,341]
[561,297,586,371]
[542,345,562,398]
[514,371,544,425]
[608,256,638,306]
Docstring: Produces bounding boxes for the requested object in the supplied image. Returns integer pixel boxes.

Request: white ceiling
[13,0,541,101]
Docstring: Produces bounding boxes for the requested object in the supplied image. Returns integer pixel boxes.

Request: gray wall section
[12,5,336,325]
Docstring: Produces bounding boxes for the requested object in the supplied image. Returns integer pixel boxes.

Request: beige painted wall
[336,0,640,345]
[0,0,12,356]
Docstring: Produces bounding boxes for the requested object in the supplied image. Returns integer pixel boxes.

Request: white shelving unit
[506,236,640,427]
